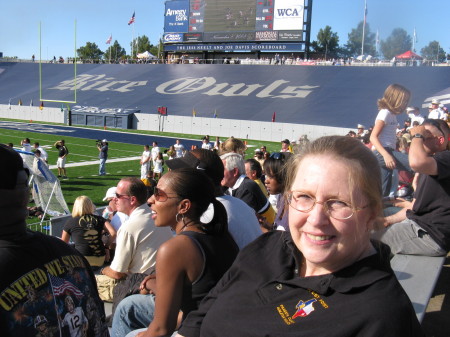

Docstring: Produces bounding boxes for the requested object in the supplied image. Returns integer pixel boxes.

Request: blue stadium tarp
[1,62,450,128]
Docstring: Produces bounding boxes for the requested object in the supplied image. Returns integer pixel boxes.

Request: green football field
[0,123,280,213]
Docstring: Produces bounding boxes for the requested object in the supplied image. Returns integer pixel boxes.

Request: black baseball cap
[0,144,28,189]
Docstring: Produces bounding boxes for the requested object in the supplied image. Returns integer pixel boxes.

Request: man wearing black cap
[0,145,109,335]
[166,149,262,249]
[281,139,291,152]
[98,139,108,176]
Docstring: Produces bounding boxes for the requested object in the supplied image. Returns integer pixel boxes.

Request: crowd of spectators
[3,87,450,335]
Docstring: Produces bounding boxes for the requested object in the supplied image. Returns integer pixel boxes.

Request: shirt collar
[228,174,247,193]
[280,234,392,295]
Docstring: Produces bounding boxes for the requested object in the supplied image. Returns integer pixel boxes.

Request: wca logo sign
[276,6,303,17]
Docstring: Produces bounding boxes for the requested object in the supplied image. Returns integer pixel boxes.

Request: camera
[96,139,103,146]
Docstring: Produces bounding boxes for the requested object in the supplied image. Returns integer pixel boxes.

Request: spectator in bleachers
[370,84,412,196]
[244,158,268,197]
[62,195,116,267]
[263,152,292,231]
[378,119,450,256]
[96,177,172,302]
[176,136,422,337]
[0,145,109,335]
[218,137,246,156]
[112,169,238,337]
[221,152,275,232]
[167,149,262,249]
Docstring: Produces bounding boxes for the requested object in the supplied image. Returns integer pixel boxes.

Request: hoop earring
[175,212,184,223]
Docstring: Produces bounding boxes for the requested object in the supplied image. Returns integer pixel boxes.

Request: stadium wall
[0,104,348,141]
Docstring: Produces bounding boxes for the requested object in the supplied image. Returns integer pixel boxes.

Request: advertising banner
[278,30,303,41]
[164,43,305,52]
[184,33,203,42]
[164,0,189,33]
[273,0,305,31]
[164,33,184,43]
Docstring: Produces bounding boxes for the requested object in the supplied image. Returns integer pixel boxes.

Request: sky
[1,0,449,60]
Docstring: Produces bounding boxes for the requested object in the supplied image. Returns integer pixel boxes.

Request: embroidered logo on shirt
[292,298,317,318]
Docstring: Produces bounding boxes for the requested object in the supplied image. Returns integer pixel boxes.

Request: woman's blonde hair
[285,136,383,230]
[72,195,96,217]
[219,137,247,156]
[377,84,411,115]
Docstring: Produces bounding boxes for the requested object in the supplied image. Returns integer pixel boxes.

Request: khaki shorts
[95,274,118,302]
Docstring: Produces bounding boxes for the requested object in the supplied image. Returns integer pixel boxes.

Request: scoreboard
[163,0,308,47]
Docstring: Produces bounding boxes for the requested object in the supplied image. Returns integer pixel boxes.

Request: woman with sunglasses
[370,83,413,196]
[175,136,422,337]
[112,168,238,337]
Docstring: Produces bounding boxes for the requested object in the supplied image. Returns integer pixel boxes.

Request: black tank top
[179,230,238,318]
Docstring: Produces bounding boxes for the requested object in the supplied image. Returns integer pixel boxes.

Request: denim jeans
[376,218,446,256]
[112,294,155,337]
[99,158,107,175]
[373,148,411,196]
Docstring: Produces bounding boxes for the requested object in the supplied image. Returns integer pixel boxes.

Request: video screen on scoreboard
[164,0,305,43]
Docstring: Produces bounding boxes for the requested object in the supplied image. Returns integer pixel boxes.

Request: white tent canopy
[137,51,156,59]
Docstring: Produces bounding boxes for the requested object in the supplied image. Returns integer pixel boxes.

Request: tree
[311,26,340,59]
[420,41,446,62]
[77,42,104,62]
[131,35,153,58]
[104,40,126,63]
[343,21,376,57]
[380,28,412,60]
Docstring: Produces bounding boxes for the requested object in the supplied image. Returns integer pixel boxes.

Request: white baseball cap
[103,187,117,201]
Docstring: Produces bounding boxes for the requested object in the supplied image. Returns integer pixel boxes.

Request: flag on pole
[128,11,135,25]
[363,0,368,26]
[106,34,112,44]
[39,101,44,110]
[192,108,197,117]
[48,274,83,299]
[272,111,276,122]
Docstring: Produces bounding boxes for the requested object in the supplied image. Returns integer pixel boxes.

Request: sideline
[48,156,141,169]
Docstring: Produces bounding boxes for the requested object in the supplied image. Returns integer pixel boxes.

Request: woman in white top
[369,84,412,196]
[153,152,164,180]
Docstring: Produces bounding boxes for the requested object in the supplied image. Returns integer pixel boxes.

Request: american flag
[128,11,135,25]
[106,35,112,44]
[48,274,83,299]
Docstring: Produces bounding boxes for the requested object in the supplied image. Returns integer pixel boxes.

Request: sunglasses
[153,187,179,202]
[423,119,446,138]
[115,192,130,199]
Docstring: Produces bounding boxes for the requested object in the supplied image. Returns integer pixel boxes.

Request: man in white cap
[407,106,425,126]
[356,124,365,139]
[98,139,109,176]
[101,187,129,261]
[428,99,446,120]
[102,186,129,234]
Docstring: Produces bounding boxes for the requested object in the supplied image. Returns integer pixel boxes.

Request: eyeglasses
[423,119,446,138]
[287,191,368,220]
[115,192,130,199]
[153,187,179,202]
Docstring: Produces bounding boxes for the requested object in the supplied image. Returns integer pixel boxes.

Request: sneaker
[57,175,61,178]
[62,176,68,179]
